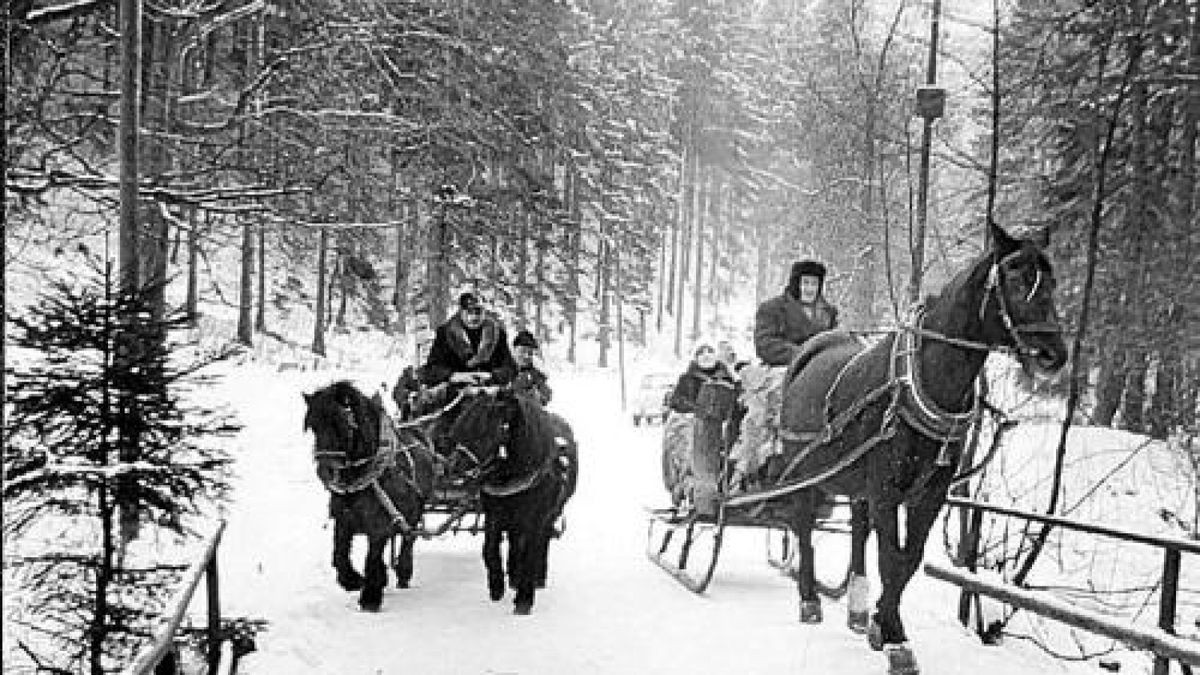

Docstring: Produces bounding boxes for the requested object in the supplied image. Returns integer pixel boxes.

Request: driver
[422,292,517,461]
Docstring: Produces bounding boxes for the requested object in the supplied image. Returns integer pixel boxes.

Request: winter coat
[513,363,552,406]
[753,293,838,367]
[669,361,736,414]
[422,314,517,386]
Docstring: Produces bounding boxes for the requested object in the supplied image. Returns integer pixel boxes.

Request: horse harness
[727,291,1025,510]
[313,403,427,537]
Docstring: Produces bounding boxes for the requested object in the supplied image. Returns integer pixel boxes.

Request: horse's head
[978,223,1069,375]
[447,387,519,477]
[302,381,380,484]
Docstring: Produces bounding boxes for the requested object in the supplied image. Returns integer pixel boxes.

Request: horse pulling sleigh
[302,381,577,614]
[648,224,1068,675]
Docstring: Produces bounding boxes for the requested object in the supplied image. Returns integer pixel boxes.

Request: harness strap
[370,480,413,536]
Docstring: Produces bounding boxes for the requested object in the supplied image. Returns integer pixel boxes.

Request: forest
[7,0,1197,442]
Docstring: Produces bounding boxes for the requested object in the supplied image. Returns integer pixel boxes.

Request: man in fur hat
[730,259,840,493]
[422,292,517,389]
[421,292,517,464]
[754,259,839,366]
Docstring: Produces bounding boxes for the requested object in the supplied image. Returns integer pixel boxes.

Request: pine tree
[4,256,241,674]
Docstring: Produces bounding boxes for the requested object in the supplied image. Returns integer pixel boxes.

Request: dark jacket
[669,361,736,414]
[753,293,838,367]
[513,363,552,406]
[422,314,517,386]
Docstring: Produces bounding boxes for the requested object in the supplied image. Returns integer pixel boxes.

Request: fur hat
[458,292,482,311]
[790,259,827,279]
[513,329,539,350]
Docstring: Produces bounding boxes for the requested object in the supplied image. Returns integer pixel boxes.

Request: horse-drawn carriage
[303,378,578,614]
[648,224,1068,675]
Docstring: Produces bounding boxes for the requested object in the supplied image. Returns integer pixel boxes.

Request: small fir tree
[3,258,241,674]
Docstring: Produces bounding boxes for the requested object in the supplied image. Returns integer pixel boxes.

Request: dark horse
[768,224,1067,674]
[302,381,435,611]
[448,388,578,614]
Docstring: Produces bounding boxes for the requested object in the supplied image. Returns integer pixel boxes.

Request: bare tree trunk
[313,227,328,356]
[516,212,529,330]
[427,203,450,328]
[185,208,200,326]
[237,220,254,345]
[691,164,707,341]
[566,162,581,364]
[535,220,546,342]
[656,211,667,334]
[598,238,611,368]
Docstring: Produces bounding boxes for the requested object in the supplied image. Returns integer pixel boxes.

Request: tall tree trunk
[566,163,581,364]
[516,212,529,330]
[185,208,200,325]
[1093,337,1127,426]
[691,164,707,341]
[535,219,546,342]
[393,198,414,334]
[255,224,267,332]
[237,220,254,345]
[598,238,611,368]
[428,203,451,328]
[313,227,329,356]
[1118,42,1151,433]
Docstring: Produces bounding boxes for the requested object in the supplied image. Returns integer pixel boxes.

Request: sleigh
[648,377,856,595]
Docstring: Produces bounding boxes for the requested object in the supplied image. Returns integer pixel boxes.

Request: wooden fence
[928,497,1200,675]
[121,520,229,675]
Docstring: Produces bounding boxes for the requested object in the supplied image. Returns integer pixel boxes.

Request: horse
[302,381,435,611]
[448,387,578,614]
[766,224,1068,674]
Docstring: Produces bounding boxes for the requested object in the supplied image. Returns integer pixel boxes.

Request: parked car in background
[632,372,676,426]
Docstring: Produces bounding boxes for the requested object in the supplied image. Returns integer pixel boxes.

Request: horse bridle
[979,250,1061,358]
[312,403,374,471]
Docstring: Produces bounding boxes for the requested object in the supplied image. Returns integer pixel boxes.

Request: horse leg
[868,498,905,651]
[533,519,554,588]
[358,535,388,612]
[393,535,416,589]
[332,517,364,591]
[483,516,505,602]
[510,526,536,615]
[882,479,955,673]
[846,499,872,633]
[794,489,822,624]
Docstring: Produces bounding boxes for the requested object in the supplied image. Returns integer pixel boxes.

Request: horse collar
[892,308,980,458]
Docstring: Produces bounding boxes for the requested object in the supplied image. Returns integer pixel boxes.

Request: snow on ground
[211,361,1098,675]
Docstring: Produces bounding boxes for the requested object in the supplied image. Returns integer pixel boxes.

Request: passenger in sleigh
[511,329,552,407]
[730,259,839,492]
[663,343,740,513]
[421,292,517,462]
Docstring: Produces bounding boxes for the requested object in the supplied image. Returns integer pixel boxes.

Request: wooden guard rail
[928,498,1200,675]
[121,520,228,675]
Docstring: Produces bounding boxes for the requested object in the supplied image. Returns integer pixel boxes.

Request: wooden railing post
[206,552,221,674]
[1153,548,1181,675]
[957,504,984,628]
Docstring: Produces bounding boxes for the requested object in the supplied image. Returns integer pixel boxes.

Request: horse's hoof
[337,572,365,592]
[799,600,823,623]
[867,619,884,651]
[358,595,382,612]
[395,579,410,589]
[884,643,919,675]
[513,602,533,616]
[489,582,505,602]
[847,610,870,634]
[535,578,547,589]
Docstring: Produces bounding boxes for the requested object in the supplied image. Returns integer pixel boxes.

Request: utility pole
[911,0,944,304]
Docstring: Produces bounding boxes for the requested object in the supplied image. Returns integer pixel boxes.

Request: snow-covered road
[217,364,1088,675]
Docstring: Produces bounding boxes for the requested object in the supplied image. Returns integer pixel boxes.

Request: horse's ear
[988,221,1020,255]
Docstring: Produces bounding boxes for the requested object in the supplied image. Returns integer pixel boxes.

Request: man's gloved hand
[449,371,483,385]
